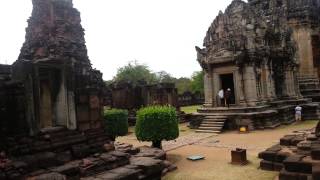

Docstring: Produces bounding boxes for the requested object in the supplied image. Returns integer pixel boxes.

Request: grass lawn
[181,105,201,114]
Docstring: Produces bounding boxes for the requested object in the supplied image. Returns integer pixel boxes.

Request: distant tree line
[105,61,204,95]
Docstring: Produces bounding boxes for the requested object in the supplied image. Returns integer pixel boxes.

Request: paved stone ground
[163,133,217,151]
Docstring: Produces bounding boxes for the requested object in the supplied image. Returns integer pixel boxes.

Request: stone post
[235,68,245,105]
[203,69,213,107]
[243,65,258,106]
[264,63,276,100]
[283,65,298,98]
[212,72,220,107]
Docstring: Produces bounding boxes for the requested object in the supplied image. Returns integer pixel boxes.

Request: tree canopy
[111,61,204,95]
[113,61,157,85]
[190,71,204,94]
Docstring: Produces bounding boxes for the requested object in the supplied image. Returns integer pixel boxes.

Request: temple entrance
[38,67,67,129]
[220,73,235,105]
[312,35,320,78]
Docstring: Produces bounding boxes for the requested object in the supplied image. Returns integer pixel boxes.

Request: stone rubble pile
[259,128,320,179]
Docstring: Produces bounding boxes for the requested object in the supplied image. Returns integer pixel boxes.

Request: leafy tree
[155,71,176,83]
[104,109,129,141]
[135,106,179,149]
[113,61,157,86]
[190,71,204,94]
[175,77,192,94]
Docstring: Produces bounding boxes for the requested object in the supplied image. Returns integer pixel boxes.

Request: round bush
[135,106,179,148]
[104,109,128,140]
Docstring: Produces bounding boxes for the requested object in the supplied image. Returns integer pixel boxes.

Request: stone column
[264,63,276,100]
[235,68,245,105]
[212,72,220,107]
[292,27,316,77]
[243,65,258,106]
[283,65,298,98]
[203,69,213,107]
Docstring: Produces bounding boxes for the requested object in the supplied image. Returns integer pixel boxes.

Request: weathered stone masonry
[0,0,170,179]
[195,0,320,132]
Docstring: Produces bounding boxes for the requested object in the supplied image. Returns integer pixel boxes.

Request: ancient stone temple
[0,0,170,179]
[195,0,320,133]
[111,82,179,109]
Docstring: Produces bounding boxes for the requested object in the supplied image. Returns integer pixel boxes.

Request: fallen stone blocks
[259,129,320,179]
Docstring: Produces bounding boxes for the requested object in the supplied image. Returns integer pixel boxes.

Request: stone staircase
[298,76,320,102]
[195,115,227,134]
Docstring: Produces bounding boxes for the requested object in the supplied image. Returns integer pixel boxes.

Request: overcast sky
[0,0,234,80]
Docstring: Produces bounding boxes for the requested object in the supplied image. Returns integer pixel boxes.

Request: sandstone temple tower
[1,0,105,136]
[195,0,320,133]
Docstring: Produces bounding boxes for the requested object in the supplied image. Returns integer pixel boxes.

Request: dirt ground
[117,121,318,180]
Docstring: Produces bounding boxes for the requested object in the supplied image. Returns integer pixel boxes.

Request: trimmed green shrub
[104,109,128,140]
[135,106,179,148]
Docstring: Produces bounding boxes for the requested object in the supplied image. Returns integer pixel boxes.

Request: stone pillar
[212,72,220,107]
[235,68,245,105]
[263,63,276,100]
[203,69,213,107]
[292,27,316,77]
[243,65,258,106]
[283,66,298,98]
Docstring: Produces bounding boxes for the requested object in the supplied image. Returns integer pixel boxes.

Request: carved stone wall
[197,0,320,106]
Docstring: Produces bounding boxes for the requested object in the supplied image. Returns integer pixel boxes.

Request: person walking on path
[295,105,302,122]
[218,89,224,107]
[225,88,232,108]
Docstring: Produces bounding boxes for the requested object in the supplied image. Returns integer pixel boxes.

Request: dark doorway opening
[220,73,235,105]
[312,35,320,78]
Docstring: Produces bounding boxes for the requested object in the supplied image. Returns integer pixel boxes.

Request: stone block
[313,165,320,180]
[291,136,305,146]
[90,109,100,121]
[71,144,91,159]
[266,144,282,152]
[258,151,277,161]
[311,148,320,160]
[97,166,141,180]
[50,162,80,177]
[283,155,304,173]
[297,141,311,151]
[130,157,164,176]
[274,162,284,171]
[231,148,248,165]
[260,160,274,171]
[89,95,100,109]
[27,172,66,180]
[279,169,299,180]
[280,135,295,146]
[276,152,290,163]
[284,155,312,174]
[77,106,89,123]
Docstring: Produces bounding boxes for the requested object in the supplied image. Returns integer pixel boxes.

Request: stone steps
[195,129,220,134]
[196,115,227,134]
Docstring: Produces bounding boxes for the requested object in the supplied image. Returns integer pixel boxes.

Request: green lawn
[181,105,201,114]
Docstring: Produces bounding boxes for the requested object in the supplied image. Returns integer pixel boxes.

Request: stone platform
[258,128,320,179]
[195,98,320,133]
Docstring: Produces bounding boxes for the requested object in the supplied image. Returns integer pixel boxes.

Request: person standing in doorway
[218,89,224,107]
[225,88,232,108]
[295,105,302,122]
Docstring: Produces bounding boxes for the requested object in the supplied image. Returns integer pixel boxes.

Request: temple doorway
[38,67,68,129]
[220,73,235,105]
[312,35,320,78]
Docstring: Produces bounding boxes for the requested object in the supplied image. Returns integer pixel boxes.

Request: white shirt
[295,106,302,115]
[218,90,224,98]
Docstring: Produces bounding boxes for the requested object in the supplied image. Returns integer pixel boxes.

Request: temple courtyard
[117,120,318,180]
